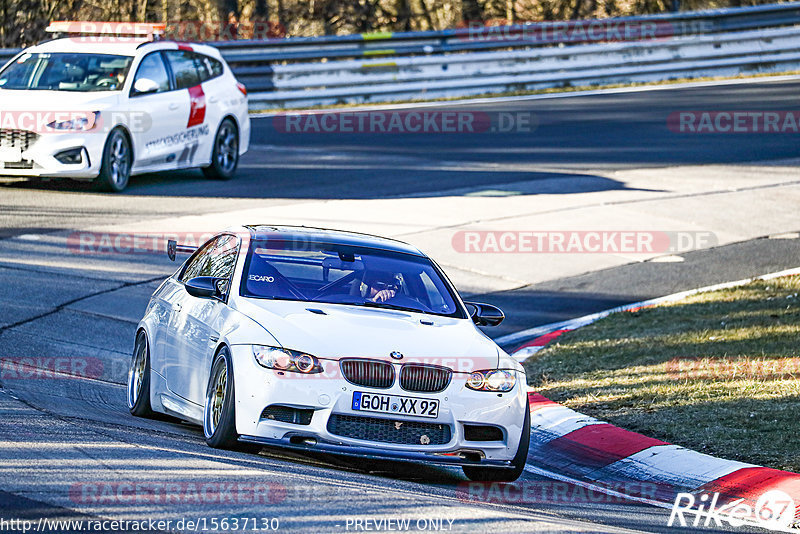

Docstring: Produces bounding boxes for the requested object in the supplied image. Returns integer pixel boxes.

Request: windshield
[0,53,133,92]
[240,240,465,318]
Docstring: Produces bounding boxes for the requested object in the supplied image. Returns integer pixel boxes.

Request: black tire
[95,128,132,192]
[203,347,241,449]
[202,118,239,180]
[463,403,530,482]
[128,330,155,417]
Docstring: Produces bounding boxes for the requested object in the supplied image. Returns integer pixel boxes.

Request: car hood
[233,298,500,371]
[0,90,119,113]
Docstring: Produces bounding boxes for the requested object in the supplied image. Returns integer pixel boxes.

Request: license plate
[352,391,439,418]
[0,147,21,163]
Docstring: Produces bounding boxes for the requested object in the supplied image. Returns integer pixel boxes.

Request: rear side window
[164,50,200,89]
[208,57,223,77]
[195,54,224,82]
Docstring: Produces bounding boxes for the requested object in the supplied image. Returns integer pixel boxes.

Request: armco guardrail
[247,25,800,109]
[0,3,798,109]
[229,2,800,108]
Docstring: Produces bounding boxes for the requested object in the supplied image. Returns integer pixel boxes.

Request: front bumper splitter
[239,434,512,468]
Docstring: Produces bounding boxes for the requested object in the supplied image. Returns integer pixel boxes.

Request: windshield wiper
[361,301,428,314]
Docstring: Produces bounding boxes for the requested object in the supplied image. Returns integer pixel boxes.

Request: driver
[360,271,401,303]
[108,68,127,87]
[96,66,127,89]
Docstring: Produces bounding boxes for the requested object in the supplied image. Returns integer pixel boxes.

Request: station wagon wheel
[128,330,154,417]
[96,128,132,192]
[203,346,245,449]
[202,118,238,180]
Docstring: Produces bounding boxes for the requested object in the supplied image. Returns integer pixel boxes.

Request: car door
[147,276,186,381]
[191,52,226,165]
[126,51,188,171]
[162,49,209,169]
[167,234,239,405]
[164,238,216,402]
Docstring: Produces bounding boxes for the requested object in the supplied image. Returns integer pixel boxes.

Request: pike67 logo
[668,489,796,530]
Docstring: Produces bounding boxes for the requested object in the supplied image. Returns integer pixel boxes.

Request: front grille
[327,414,451,445]
[2,161,34,169]
[464,424,504,442]
[260,405,313,425]
[340,359,394,389]
[400,364,452,393]
[0,129,39,151]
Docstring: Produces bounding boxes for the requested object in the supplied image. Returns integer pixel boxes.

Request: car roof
[26,38,222,59]
[245,225,425,257]
[29,37,147,56]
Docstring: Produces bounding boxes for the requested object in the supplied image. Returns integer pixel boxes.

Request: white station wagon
[0,22,250,191]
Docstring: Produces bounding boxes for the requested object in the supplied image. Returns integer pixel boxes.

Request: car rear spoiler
[167,239,197,261]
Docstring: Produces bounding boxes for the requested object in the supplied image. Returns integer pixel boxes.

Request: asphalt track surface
[1,78,798,533]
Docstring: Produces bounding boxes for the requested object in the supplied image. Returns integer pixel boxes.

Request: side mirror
[464,301,505,327]
[185,276,227,300]
[133,77,160,95]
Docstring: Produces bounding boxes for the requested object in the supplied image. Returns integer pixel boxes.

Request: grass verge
[523,276,800,472]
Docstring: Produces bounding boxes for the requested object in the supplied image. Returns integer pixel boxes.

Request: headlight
[467,372,486,390]
[46,112,98,132]
[466,370,516,392]
[252,345,323,374]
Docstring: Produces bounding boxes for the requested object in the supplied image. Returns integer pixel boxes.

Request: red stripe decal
[546,424,668,469]
[528,392,559,412]
[187,84,206,128]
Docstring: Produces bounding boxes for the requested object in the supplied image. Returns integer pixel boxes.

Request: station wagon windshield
[241,241,464,318]
[0,53,133,92]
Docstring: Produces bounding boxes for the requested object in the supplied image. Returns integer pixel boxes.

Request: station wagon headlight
[252,345,322,374]
[466,370,516,392]
[46,112,98,132]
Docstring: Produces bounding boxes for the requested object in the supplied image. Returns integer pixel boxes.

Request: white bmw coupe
[129,225,530,481]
